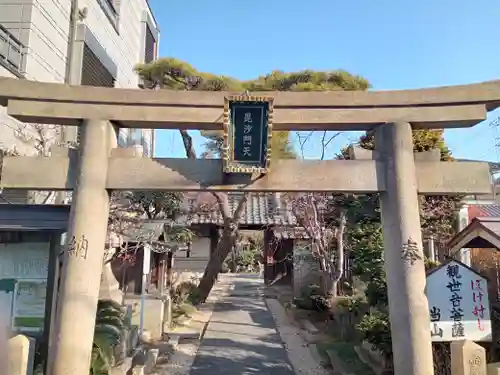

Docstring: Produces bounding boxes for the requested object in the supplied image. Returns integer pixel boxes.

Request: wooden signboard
[222,95,274,173]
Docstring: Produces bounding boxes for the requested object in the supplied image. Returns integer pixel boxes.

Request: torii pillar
[50,120,116,375]
[376,122,434,375]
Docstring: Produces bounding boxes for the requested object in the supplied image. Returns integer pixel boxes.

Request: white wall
[0,0,158,155]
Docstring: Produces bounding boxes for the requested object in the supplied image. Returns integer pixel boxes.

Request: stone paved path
[188,275,295,375]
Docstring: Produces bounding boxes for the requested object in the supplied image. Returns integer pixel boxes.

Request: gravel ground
[266,298,331,375]
[153,343,199,375]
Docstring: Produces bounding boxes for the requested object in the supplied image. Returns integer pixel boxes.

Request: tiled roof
[272,227,311,239]
[468,204,500,220]
[271,227,335,239]
[187,192,298,226]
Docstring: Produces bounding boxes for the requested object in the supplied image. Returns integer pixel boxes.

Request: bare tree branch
[295,130,343,160]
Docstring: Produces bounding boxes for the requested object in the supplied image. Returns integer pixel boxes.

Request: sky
[149,0,500,161]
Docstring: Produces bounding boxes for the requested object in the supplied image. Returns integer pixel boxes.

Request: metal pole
[139,244,151,337]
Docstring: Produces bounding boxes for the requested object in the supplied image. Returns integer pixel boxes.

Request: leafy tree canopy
[136,58,371,158]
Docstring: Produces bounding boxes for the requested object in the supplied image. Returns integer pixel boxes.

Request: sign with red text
[426,260,491,342]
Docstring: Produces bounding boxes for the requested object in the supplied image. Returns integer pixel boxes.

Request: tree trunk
[328,212,347,299]
[179,130,197,159]
[328,277,339,299]
[176,129,248,300]
[197,225,237,301]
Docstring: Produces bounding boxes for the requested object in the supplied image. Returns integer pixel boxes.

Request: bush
[90,300,126,375]
[172,302,197,325]
[169,281,200,326]
[335,296,367,317]
[222,246,261,273]
[293,284,331,312]
[356,309,393,366]
[172,281,198,305]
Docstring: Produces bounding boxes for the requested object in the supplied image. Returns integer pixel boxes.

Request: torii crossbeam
[0,76,499,375]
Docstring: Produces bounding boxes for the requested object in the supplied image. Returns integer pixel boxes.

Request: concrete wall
[0,0,158,156]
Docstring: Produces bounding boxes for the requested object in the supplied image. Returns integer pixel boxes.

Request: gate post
[51,119,116,375]
[375,122,434,375]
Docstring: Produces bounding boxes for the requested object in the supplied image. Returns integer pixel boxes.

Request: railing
[0,24,24,77]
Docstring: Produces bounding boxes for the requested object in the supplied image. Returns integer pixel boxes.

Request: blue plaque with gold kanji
[222,95,274,174]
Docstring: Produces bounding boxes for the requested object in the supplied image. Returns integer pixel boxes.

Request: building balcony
[0,24,24,78]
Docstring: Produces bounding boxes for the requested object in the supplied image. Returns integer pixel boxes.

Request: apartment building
[0,0,159,202]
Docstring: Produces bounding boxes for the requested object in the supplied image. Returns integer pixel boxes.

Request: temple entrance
[0,76,498,375]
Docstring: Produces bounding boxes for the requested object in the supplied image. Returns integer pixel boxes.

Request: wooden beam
[7,99,487,130]
[1,76,500,109]
[0,157,492,194]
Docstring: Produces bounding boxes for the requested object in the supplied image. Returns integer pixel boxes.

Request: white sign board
[0,242,50,279]
[426,260,491,342]
[11,280,47,333]
[143,244,151,275]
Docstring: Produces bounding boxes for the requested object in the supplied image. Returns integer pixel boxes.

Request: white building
[0,0,159,202]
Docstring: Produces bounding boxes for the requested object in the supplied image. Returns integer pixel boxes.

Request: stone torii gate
[0,77,499,375]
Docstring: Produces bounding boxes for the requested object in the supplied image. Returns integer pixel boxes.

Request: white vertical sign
[426,260,491,342]
[143,244,151,275]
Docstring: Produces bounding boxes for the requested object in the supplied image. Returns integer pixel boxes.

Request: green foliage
[293,284,331,312]
[222,248,258,272]
[135,57,371,159]
[171,281,202,305]
[163,225,194,245]
[170,281,199,324]
[172,281,198,304]
[172,303,197,323]
[348,222,384,281]
[364,278,388,308]
[347,221,387,307]
[425,258,441,271]
[341,128,456,364]
[90,300,126,375]
[245,69,370,92]
[339,128,460,238]
[356,310,393,364]
[135,58,244,91]
[126,191,184,220]
[336,295,367,317]
[222,238,262,273]
[119,190,194,246]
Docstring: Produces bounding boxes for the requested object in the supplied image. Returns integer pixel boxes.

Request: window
[144,25,156,64]
[81,44,115,87]
[77,43,115,146]
[0,24,24,77]
[97,0,120,32]
[141,10,159,65]
[104,0,116,12]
